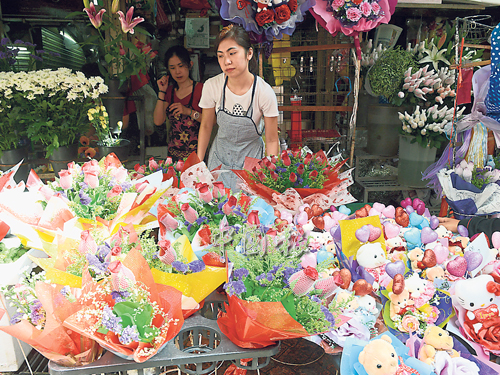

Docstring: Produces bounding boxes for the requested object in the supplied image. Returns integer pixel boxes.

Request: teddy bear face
[357,295,379,315]
[408,248,424,262]
[358,335,398,375]
[357,242,388,269]
[455,274,496,312]
[426,266,445,281]
[389,288,413,309]
[335,290,359,311]
[405,273,428,298]
[423,326,454,350]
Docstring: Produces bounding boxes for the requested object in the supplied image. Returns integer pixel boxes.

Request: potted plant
[88,103,130,162]
[0,38,62,182]
[71,1,156,131]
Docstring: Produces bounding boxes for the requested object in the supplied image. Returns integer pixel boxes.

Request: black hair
[215,24,257,74]
[164,45,193,89]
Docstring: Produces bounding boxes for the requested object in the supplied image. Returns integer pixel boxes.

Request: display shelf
[357,177,411,203]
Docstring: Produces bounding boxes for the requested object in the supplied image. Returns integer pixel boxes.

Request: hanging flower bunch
[253,0,298,27]
[328,0,385,27]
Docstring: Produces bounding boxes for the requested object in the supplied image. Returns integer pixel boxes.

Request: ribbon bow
[395,357,420,375]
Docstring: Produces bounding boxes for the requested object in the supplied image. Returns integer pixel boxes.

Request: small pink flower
[110,166,128,183]
[165,157,173,165]
[82,159,100,175]
[359,1,372,16]
[212,181,226,198]
[371,2,381,15]
[346,7,362,22]
[107,185,123,198]
[196,182,213,203]
[111,246,122,256]
[401,315,420,333]
[84,171,99,188]
[149,157,159,171]
[83,3,105,29]
[116,6,144,34]
[181,203,198,224]
[176,160,185,171]
[332,0,345,10]
[58,170,73,190]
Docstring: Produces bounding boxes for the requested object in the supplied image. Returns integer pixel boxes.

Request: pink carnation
[346,7,362,22]
[359,1,372,16]
[332,0,345,11]
[371,1,381,15]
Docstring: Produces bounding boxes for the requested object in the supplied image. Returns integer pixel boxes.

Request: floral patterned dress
[166,81,203,161]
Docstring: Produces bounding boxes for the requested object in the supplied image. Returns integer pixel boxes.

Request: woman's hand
[158,75,169,92]
[169,103,188,119]
[438,217,460,233]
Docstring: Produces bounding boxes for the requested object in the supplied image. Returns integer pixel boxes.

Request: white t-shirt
[199,73,279,131]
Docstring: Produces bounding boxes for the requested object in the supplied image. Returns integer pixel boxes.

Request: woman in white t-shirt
[197,24,279,192]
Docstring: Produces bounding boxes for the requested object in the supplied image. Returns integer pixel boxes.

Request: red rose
[288,0,298,13]
[304,266,319,280]
[352,0,363,4]
[296,163,304,175]
[289,172,297,182]
[309,170,319,180]
[274,4,291,25]
[255,9,274,27]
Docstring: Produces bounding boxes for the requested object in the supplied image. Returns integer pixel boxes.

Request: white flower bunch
[455,160,475,182]
[397,65,455,104]
[399,105,465,137]
[361,41,388,68]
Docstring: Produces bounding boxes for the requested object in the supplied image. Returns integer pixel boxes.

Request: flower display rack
[48,300,279,375]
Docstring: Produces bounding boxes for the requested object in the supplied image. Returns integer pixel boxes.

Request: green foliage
[0,242,30,264]
[367,47,419,105]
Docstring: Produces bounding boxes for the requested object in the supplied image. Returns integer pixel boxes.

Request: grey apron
[208,75,264,192]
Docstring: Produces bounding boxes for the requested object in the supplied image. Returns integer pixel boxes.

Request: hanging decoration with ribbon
[309,0,398,60]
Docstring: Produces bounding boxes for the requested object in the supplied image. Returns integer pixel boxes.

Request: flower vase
[0,146,30,184]
[398,135,437,188]
[97,139,131,163]
[101,79,127,134]
[366,104,406,157]
[49,143,78,176]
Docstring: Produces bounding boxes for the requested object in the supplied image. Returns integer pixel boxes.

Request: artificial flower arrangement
[218,1,312,42]
[75,0,151,87]
[0,271,102,366]
[0,68,107,157]
[131,157,184,186]
[327,0,385,28]
[398,104,466,149]
[215,224,349,348]
[453,159,500,190]
[233,148,355,213]
[63,248,184,362]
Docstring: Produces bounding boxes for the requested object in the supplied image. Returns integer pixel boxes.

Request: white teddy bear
[356,242,390,290]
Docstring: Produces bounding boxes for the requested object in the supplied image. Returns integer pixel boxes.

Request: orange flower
[78,146,89,155]
[80,136,90,146]
[85,147,97,158]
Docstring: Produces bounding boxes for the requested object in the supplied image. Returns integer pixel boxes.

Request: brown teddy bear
[358,335,398,375]
[388,288,414,320]
[418,325,459,365]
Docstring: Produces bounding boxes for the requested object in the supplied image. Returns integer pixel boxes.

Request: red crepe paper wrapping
[217,295,311,349]
[0,282,102,367]
[63,249,184,363]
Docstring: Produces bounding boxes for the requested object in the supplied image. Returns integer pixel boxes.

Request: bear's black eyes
[491,298,494,302]
[391,353,395,357]
[377,364,382,369]
[439,333,442,336]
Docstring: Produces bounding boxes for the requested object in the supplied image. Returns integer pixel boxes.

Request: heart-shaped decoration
[323,215,336,232]
[409,212,424,227]
[395,207,410,227]
[415,203,426,216]
[329,205,337,212]
[457,225,469,238]
[368,225,382,242]
[311,204,324,217]
[464,251,483,272]
[300,252,317,268]
[274,209,281,218]
[304,207,313,220]
[493,232,500,250]
[331,225,341,241]
[355,204,372,218]
[332,211,348,221]
[338,205,351,216]
[312,216,325,230]
[384,222,400,239]
[317,250,334,264]
[412,198,424,210]
[274,218,289,231]
[392,274,405,295]
[446,256,467,277]
[433,244,449,264]
[382,205,396,219]
[429,216,439,230]
[295,211,308,226]
[353,279,373,296]
[406,206,415,214]
[401,197,412,208]
[422,249,437,268]
[338,268,351,289]
[421,227,438,244]
[385,260,405,279]
[355,225,370,243]
[404,227,421,246]
[281,211,293,223]
[369,208,381,217]
[373,202,385,212]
